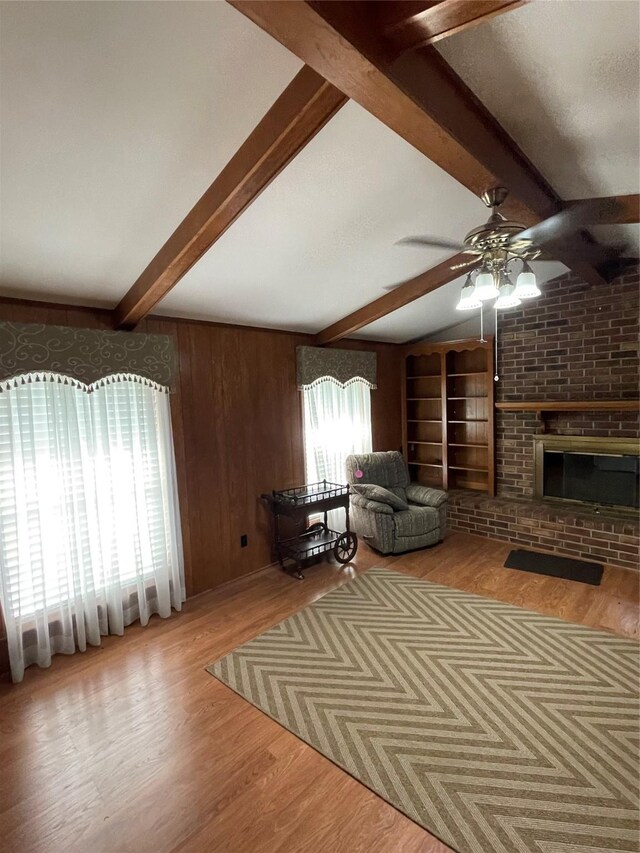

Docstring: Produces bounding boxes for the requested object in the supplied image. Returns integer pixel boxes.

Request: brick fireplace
[448,263,640,571]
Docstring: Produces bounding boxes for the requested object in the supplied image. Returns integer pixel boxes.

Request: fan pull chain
[479,303,485,343]
[494,308,499,382]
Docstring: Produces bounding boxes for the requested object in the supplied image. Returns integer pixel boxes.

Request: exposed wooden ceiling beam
[371,1,441,32]
[230,0,609,343]
[230,1,523,217]
[315,253,476,345]
[114,66,346,329]
[381,0,527,54]
[231,0,606,237]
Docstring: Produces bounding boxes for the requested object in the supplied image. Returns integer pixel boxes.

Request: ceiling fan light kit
[398,182,628,358]
[450,187,545,312]
[455,261,535,311]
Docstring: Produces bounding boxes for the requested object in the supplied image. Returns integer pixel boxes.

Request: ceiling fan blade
[599,254,640,279]
[396,236,467,251]
[548,238,631,268]
[382,256,479,290]
[450,257,480,271]
[510,197,635,251]
[566,194,639,226]
[586,240,635,266]
[509,210,582,250]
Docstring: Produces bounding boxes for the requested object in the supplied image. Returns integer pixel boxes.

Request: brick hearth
[448,492,639,572]
[447,263,640,571]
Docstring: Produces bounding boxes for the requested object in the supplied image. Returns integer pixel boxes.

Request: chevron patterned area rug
[207,568,640,853]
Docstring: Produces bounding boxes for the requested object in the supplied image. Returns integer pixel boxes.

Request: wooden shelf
[403,339,495,496]
[449,442,488,448]
[496,400,639,412]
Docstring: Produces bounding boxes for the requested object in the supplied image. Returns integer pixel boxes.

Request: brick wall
[448,263,640,570]
[497,264,639,498]
[498,268,638,401]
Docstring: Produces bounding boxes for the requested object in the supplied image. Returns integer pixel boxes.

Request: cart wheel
[334,532,358,564]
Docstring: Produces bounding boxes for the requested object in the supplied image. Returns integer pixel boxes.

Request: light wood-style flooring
[0,531,638,853]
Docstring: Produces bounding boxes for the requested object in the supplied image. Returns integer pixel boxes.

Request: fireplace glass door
[543,450,639,509]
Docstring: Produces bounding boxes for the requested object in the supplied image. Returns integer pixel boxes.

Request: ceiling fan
[397,186,625,309]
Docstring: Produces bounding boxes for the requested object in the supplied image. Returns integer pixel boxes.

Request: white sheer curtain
[0,373,184,682]
[303,379,373,530]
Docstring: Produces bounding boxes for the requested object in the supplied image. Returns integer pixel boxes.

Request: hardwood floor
[0,531,637,853]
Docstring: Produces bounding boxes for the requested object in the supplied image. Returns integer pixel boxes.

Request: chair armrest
[406,483,448,508]
[350,494,394,515]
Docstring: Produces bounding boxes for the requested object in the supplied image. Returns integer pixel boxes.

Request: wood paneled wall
[0,299,402,674]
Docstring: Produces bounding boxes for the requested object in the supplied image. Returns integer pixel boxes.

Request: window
[303,379,372,528]
[0,373,184,682]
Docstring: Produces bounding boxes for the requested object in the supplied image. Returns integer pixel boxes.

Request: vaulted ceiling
[1,1,638,342]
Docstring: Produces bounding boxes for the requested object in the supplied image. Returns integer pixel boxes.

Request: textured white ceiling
[156,100,483,333]
[0,0,638,343]
[438,0,640,199]
[0,1,302,304]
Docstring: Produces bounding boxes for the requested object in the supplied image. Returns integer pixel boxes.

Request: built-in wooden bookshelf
[402,339,495,495]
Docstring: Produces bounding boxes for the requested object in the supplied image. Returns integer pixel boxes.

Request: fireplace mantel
[496,399,640,432]
[496,400,639,412]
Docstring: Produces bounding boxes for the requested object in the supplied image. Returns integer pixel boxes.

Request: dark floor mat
[504,548,604,585]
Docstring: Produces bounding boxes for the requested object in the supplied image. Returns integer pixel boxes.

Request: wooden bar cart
[262,480,358,579]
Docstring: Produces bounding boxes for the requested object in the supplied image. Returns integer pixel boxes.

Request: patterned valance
[0,322,176,388]
[296,346,377,389]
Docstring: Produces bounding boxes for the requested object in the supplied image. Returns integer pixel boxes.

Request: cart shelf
[280,527,341,561]
[269,480,348,507]
[262,480,357,579]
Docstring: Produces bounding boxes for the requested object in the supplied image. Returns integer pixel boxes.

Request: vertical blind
[0,373,184,682]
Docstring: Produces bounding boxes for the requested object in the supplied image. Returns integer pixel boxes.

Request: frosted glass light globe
[474,270,499,301]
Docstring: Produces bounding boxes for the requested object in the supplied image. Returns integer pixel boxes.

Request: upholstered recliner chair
[345,451,447,555]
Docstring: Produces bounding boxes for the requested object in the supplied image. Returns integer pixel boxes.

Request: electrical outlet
[240,534,248,548]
